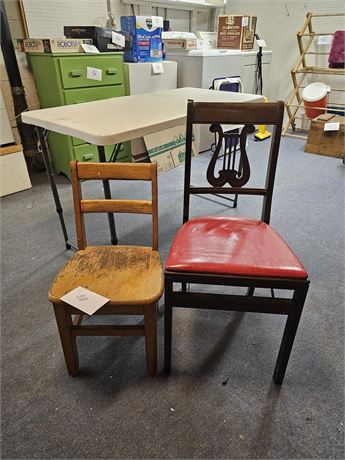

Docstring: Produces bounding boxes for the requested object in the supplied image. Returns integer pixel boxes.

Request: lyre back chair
[164,100,309,385]
[49,161,163,376]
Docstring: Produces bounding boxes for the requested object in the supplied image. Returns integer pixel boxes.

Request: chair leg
[164,278,173,374]
[273,284,309,385]
[246,286,255,296]
[53,304,79,376]
[144,303,157,376]
[73,314,84,326]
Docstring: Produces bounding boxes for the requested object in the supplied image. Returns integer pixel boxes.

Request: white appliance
[123,61,178,159]
[123,61,177,96]
[165,48,272,151]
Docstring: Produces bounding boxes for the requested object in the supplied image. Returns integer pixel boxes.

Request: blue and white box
[120,16,163,63]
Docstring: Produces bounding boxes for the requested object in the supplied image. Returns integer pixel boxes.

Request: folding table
[22,87,263,249]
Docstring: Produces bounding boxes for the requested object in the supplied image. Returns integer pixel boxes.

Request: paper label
[324,122,340,131]
[86,66,102,81]
[81,43,100,53]
[152,62,164,74]
[242,16,249,27]
[257,39,267,48]
[318,35,333,45]
[112,31,125,47]
[60,286,109,315]
[152,16,164,28]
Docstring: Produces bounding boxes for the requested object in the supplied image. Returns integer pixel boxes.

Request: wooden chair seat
[166,216,308,279]
[49,246,164,306]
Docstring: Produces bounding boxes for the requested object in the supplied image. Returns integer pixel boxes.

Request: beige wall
[4,0,25,42]
[1,1,38,144]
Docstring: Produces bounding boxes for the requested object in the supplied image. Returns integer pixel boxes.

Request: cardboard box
[144,125,199,174]
[17,38,93,53]
[120,16,163,63]
[217,15,257,50]
[150,152,175,174]
[163,38,197,50]
[305,114,345,158]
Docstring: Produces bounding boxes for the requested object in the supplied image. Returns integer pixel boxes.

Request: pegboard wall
[21,0,125,38]
[20,0,206,36]
[225,0,345,104]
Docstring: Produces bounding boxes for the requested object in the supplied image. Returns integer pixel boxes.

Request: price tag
[86,66,102,81]
[80,43,100,53]
[242,16,249,27]
[257,39,267,48]
[60,286,109,315]
[318,35,333,45]
[112,31,125,47]
[324,122,340,131]
[152,62,164,74]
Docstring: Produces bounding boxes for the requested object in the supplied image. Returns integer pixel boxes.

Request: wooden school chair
[48,161,163,376]
[164,100,310,385]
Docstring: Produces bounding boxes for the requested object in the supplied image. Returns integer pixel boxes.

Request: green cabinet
[29,52,130,178]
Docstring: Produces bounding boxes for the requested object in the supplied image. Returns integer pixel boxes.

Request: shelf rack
[283,12,345,139]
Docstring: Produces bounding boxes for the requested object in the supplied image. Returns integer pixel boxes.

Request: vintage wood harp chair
[164,100,309,385]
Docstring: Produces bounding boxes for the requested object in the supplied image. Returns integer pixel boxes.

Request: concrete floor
[1,137,344,459]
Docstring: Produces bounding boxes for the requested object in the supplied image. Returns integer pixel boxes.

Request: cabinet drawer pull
[106,68,117,75]
[82,153,93,161]
[70,70,82,77]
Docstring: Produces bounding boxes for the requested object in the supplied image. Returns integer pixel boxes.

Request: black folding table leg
[97,145,118,245]
[36,127,74,250]
[109,143,122,163]
[273,283,309,385]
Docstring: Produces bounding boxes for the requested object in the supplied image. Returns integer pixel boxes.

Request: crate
[305,114,345,159]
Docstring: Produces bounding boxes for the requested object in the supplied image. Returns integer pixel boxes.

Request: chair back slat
[76,162,153,181]
[71,161,158,250]
[192,102,284,125]
[183,100,284,225]
[80,199,152,214]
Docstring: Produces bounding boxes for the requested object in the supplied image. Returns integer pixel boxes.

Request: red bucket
[302,82,330,119]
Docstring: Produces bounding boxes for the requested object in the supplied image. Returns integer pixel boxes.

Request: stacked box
[64,26,130,52]
[120,16,163,62]
[163,39,197,50]
[17,38,93,53]
[217,15,257,50]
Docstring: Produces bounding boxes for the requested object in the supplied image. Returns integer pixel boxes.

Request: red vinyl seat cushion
[166,216,308,279]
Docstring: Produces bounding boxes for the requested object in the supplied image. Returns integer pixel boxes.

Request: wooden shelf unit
[284,12,345,139]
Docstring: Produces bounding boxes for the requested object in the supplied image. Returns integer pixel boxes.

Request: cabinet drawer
[63,85,126,146]
[58,55,124,89]
[73,143,130,163]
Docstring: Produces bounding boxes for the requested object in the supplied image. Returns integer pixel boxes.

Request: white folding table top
[22,87,263,146]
